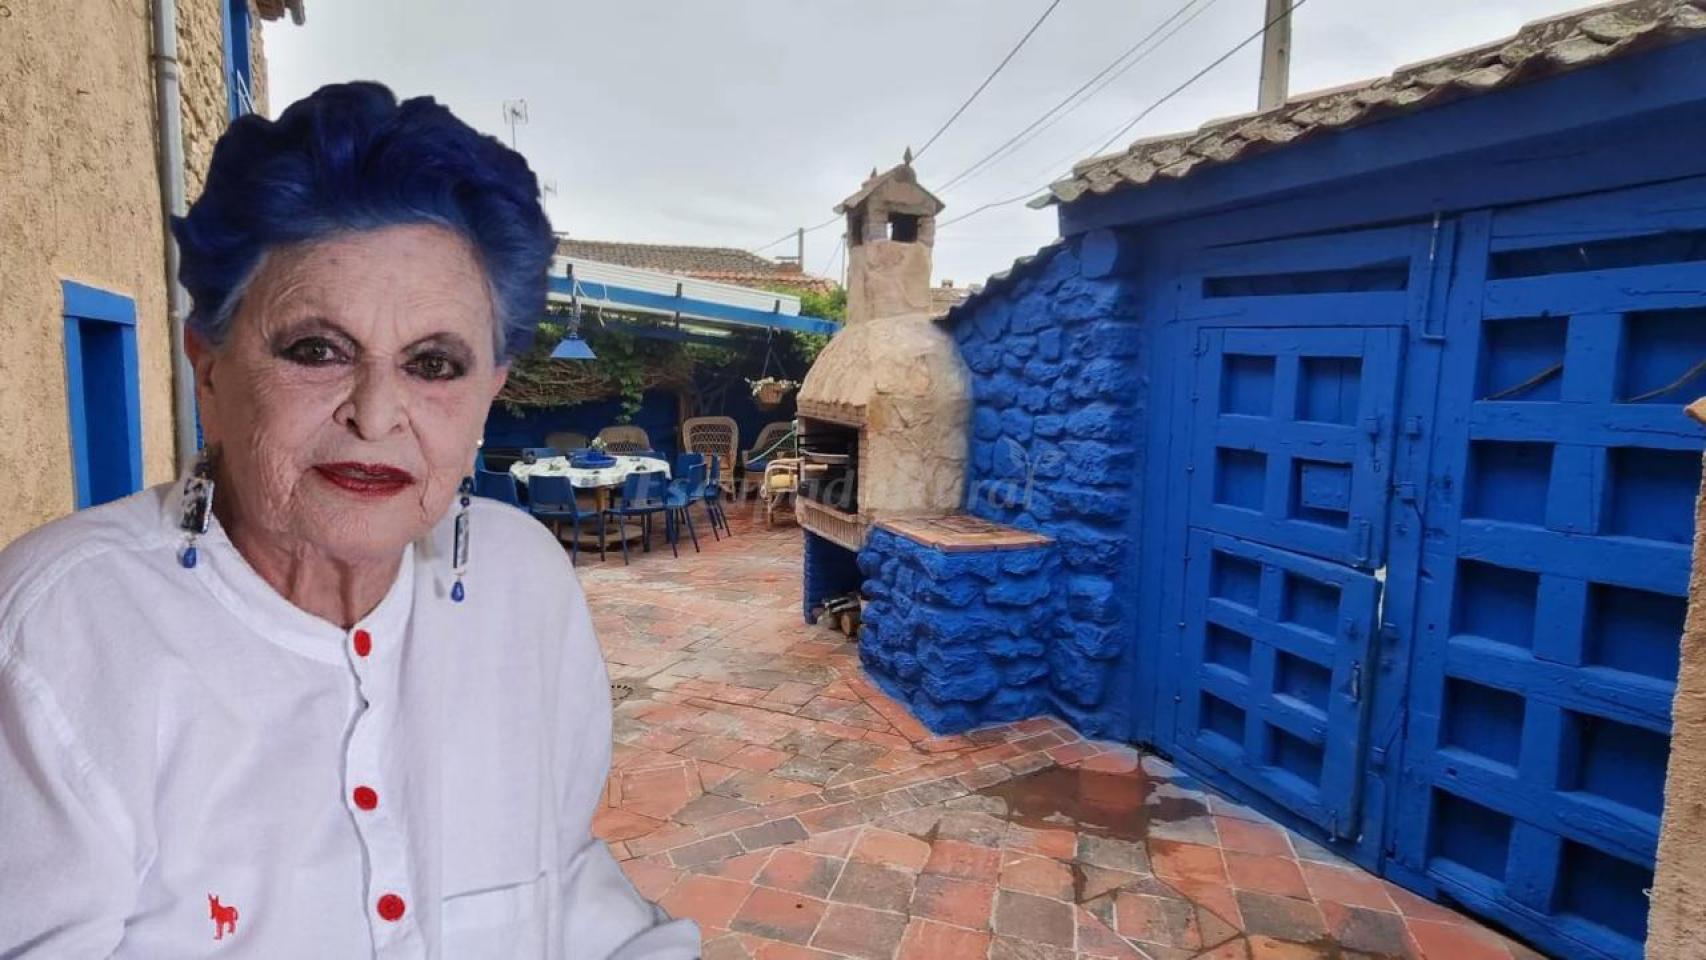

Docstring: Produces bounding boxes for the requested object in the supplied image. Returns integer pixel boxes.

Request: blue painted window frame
[61,281,144,510]
[222,0,254,118]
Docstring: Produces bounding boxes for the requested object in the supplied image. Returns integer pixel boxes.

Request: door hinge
[1403,415,1423,438]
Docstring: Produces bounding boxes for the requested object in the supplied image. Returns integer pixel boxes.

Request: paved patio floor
[580,506,1544,960]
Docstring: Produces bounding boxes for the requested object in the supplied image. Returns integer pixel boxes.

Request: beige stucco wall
[1647,400,1706,958]
[0,0,266,548]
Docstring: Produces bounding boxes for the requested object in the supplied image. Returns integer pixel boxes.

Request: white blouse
[0,480,700,958]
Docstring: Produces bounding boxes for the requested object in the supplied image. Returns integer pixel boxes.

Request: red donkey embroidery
[208,894,239,940]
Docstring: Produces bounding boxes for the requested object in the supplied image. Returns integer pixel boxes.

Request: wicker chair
[595,425,650,455]
[545,430,588,452]
[681,416,739,498]
[742,420,795,470]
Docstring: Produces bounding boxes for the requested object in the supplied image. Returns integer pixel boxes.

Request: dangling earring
[451,476,473,602]
[178,450,216,569]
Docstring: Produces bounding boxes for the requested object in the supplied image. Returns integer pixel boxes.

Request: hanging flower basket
[749,377,798,409]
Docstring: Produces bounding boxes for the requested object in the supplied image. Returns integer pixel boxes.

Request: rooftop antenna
[501,99,528,149]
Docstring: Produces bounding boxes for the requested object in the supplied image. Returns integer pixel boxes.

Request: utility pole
[1258,0,1293,112]
[796,227,805,270]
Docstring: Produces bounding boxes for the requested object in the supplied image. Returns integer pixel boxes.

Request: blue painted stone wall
[949,238,1147,738]
[857,528,1060,734]
[803,531,864,624]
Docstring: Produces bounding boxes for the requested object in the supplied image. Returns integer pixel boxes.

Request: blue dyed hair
[172,81,555,361]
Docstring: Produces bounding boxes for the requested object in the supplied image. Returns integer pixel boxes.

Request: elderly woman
[0,83,698,958]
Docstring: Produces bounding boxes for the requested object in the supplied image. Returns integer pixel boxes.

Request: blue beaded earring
[178,451,215,569]
[451,476,473,602]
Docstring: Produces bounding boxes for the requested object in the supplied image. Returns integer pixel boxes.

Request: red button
[352,786,378,810]
[352,629,372,657]
[376,893,406,922]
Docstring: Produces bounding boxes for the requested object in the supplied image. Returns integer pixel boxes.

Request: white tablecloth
[509,454,671,489]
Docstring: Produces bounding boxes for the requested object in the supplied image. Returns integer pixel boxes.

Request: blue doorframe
[221,0,254,118]
[61,281,143,509]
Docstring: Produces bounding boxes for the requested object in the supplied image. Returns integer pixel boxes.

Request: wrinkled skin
[186,224,508,627]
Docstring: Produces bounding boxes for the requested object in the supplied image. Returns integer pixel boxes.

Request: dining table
[508,454,673,548]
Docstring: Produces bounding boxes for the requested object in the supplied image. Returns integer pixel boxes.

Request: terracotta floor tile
[756,848,844,899]
[1236,891,1327,943]
[735,818,811,852]
[1167,874,1244,929]
[1151,839,1229,885]
[1113,890,1201,949]
[986,935,1076,960]
[809,902,909,959]
[1216,817,1293,857]
[1224,852,1310,900]
[726,744,791,773]
[1406,918,1513,960]
[1249,936,1332,959]
[923,838,1003,883]
[679,734,749,763]
[672,835,747,869]
[695,851,775,883]
[1003,823,1078,861]
[910,874,996,930]
[1300,861,1397,912]
[997,853,1075,900]
[659,874,753,929]
[619,857,684,902]
[828,860,916,913]
[1078,833,1151,874]
[798,826,862,858]
[593,807,665,843]
[579,509,1517,960]
[992,889,1076,948]
[730,886,830,945]
[1319,900,1415,957]
[897,917,992,960]
[1385,884,1474,925]
[1076,906,1149,959]
[851,827,933,872]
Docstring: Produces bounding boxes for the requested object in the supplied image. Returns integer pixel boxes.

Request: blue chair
[474,468,521,506]
[700,455,731,537]
[527,475,604,563]
[605,470,669,565]
[661,463,704,557]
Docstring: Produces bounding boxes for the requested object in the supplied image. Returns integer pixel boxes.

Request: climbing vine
[498,301,834,422]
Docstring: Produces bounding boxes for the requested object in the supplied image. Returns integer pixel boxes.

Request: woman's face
[187,223,507,563]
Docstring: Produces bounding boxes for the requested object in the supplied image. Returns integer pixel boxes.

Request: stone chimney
[838,157,944,325]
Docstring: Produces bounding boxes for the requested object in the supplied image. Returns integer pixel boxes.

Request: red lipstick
[313,462,416,497]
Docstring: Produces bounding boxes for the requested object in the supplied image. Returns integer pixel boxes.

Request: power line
[913,0,1064,162]
[749,0,1060,262]
[748,215,840,256]
[1089,0,1308,157]
[819,234,845,277]
[940,0,1309,233]
[937,0,1220,195]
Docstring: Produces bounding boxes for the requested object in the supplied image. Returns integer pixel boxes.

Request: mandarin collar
[162,470,418,665]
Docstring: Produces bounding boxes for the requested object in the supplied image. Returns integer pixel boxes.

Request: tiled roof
[556,239,799,277]
[1042,0,1706,207]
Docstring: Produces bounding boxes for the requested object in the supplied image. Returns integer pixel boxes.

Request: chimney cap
[836,161,945,217]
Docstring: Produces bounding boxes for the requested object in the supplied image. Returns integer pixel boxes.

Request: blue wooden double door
[1156,175,1705,960]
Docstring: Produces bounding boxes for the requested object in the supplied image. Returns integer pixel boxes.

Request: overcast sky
[265,0,1586,288]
